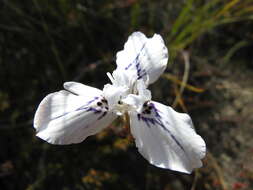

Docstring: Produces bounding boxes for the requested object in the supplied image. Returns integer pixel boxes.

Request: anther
[148,105,152,110]
[97,102,102,106]
[145,110,151,114]
[101,99,108,103]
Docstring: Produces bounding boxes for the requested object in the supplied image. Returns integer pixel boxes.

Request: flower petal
[64,82,102,96]
[135,79,151,100]
[122,79,151,113]
[116,31,168,85]
[129,101,206,173]
[103,83,129,111]
[34,89,116,144]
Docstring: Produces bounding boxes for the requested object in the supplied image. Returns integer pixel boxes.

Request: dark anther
[148,105,153,110]
[105,106,109,110]
[118,100,122,104]
[145,110,151,114]
[97,102,102,106]
[143,102,148,107]
[101,99,108,103]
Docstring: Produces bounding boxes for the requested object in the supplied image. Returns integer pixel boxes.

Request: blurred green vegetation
[0,0,253,189]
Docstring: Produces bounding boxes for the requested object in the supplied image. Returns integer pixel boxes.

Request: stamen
[106,72,114,84]
[145,110,151,114]
[101,99,108,104]
[97,102,102,106]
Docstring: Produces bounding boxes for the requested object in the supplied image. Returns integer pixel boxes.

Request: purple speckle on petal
[124,44,147,79]
[149,103,161,118]
[97,111,107,120]
[86,107,102,114]
[85,96,99,106]
[137,107,186,153]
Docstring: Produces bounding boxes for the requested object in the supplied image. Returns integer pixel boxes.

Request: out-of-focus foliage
[0,0,253,189]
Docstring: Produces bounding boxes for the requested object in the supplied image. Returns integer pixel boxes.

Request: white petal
[116,31,168,85]
[135,79,151,100]
[121,94,143,113]
[129,101,206,173]
[116,32,146,70]
[34,90,116,144]
[64,81,102,96]
[111,69,137,88]
[121,80,151,113]
[102,83,129,110]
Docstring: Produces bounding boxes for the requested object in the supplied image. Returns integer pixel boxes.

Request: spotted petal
[34,88,116,145]
[116,31,168,85]
[129,101,206,173]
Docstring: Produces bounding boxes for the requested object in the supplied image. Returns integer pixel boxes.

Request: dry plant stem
[207,152,228,190]
[190,170,199,190]
[162,73,205,93]
[124,113,130,132]
[172,51,190,108]
[172,85,188,112]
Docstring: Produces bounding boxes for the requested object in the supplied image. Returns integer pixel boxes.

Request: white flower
[34,31,206,174]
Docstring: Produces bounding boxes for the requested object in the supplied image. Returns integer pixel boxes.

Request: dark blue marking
[75,96,100,111]
[86,107,102,114]
[137,113,141,120]
[137,114,157,128]
[160,121,185,152]
[124,44,147,79]
[52,106,106,122]
[51,97,103,120]
[137,108,185,153]
[76,106,88,111]
[141,117,151,127]
[135,57,146,79]
[85,96,99,106]
[97,111,107,120]
[137,72,147,80]
[124,47,143,70]
[125,63,133,70]
[149,103,161,118]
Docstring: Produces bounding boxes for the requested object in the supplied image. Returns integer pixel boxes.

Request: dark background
[0,0,253,189]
